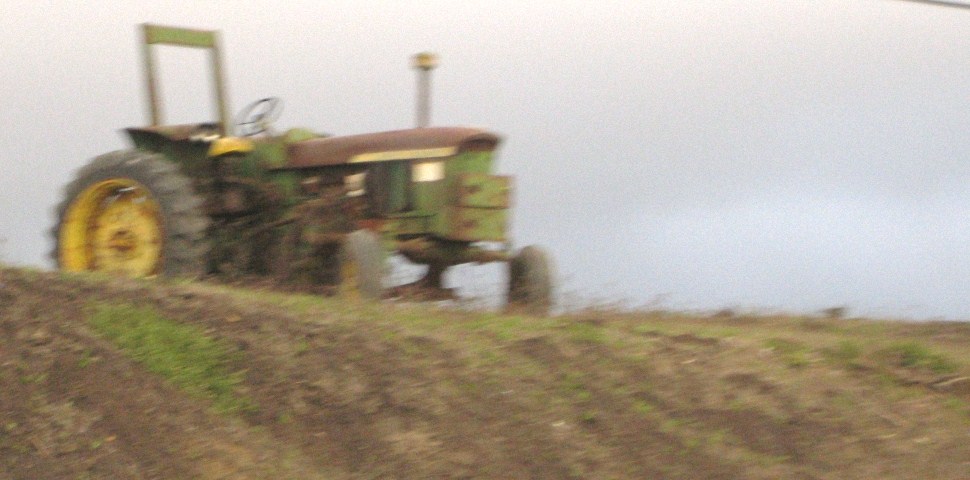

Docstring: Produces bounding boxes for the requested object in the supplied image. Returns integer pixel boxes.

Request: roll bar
[141,24,232,136]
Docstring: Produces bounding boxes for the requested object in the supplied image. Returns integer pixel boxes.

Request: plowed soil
[1,267,969,479]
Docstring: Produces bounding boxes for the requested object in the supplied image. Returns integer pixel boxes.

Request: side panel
[383,213,434,238]
[456,173,511,208]
[445,151,493,179]
[431,173,512,242]
[411,178,446,213]
[440,206,508,242]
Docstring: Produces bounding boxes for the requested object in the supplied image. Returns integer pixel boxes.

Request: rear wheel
[52,150,209,277]
[508,245,555,315]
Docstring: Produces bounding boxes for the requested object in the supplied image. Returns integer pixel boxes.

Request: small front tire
[337,230,385,300]
[508,245,555,315]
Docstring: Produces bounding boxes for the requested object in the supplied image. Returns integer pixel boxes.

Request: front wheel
[52,150,209,278]
[507,245,555,315]
[337,230,385,300]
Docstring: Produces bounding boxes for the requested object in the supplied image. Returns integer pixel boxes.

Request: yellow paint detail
[207,137,254,157]
[59,179,164,277]
[349,147,456,164]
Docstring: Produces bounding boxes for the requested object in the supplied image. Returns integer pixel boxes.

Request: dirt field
[1,267,968,479]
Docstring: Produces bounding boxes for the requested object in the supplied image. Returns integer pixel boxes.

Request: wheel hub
[106,230,138,256]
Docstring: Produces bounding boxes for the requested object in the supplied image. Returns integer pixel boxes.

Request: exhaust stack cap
[413,52,439,71]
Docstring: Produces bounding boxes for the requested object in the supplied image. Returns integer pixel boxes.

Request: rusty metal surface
[456,173,511,209]
[283,127,501,169]
[445,206,507,242]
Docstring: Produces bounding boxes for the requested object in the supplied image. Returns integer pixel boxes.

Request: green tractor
[52,24,554,312]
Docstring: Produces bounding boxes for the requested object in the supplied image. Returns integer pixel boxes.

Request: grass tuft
[764,338,810,368]
[632,400,655,415]
[879,341,958,374]
[565,321,606,344]
[942,397,970,420]
[822,340,862,368]
[87,303,253,414]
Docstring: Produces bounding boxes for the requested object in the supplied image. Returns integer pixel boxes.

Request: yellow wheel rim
[59,179,164,277]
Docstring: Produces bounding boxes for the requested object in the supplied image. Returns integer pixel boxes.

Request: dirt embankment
[1,267,969,479]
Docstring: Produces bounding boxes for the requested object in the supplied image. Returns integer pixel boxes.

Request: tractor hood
[282,126,501,169]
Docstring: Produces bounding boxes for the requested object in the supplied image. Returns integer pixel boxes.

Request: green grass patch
[212,285,332,315]
[832,391,857,411]
[392,308,448,330]
[87,303,252,414]
[565,321,606,344]
[630,321,739,341]
[764,338,810,368]
[764,338,803,354]
[77,349,97,368]
[278,411,294,424]
[821,339,862,368]
[560,371,592,402]
[878,341,958,374]
[659,417,683,434]
[457,313,556,342]
[490,316,525,341]
[294,339,310,355]
[942,397,970,420]
[632,400,655,415]
[19,372,47,384]
[697,326,742,338]
[276,293,331,314]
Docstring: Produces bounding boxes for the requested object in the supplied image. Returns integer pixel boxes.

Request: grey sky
[2,1,968,319]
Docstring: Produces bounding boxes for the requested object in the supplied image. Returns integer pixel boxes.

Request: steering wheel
[235,97,283,136]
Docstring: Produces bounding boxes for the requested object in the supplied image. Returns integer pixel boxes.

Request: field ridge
[1,267,968,479]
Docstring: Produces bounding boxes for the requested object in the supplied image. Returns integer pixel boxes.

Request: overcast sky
[2,0,968,319]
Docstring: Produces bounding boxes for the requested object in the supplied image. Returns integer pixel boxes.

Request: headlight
[412,160,445,182]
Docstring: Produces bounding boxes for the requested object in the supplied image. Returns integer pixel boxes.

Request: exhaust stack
[412,52,438,128]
